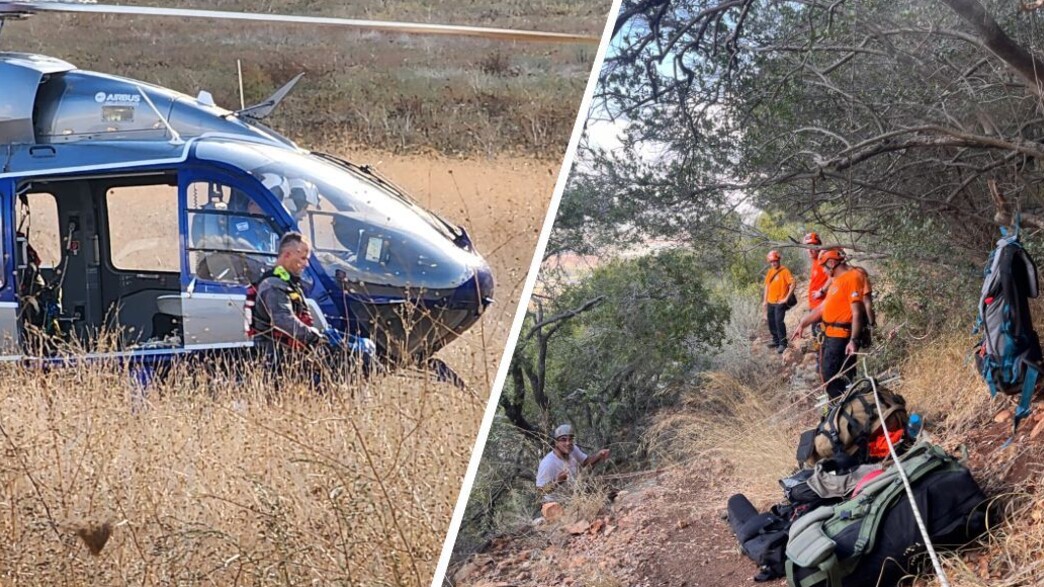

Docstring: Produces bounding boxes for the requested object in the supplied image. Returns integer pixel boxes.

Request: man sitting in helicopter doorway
[247,232,375,382]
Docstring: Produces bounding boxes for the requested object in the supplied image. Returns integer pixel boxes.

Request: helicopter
[0,1,599,380]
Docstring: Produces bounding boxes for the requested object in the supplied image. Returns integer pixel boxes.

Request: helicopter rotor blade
[4,2,600,44]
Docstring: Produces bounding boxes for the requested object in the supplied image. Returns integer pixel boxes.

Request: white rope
[865,363,951,587]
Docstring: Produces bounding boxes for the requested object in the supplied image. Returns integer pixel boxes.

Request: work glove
[346,333,377,357]
[323,327,344,347]
[325,328,377,357]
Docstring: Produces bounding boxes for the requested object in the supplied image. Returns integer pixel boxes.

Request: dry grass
[650,311,1044,586]
[2,0,585,581]
[0,148,557,585]
[893,326,1044,586]
[0,359,482,585]
[894,331,990,438]
[561,480,610,525]
[644,371,799,506]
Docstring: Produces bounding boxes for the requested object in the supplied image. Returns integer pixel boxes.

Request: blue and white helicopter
[0,1,598,379]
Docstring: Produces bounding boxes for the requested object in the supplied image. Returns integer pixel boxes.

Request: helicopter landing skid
[425,357,466,389]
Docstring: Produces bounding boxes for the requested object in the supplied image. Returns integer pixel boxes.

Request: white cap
[554,424,574,439]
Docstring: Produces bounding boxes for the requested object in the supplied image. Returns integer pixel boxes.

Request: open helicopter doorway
[15,172,184,354]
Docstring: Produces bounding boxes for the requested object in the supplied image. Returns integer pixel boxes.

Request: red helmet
[818,248,845,267]
[766,250,781,262]
[803,232,821,245]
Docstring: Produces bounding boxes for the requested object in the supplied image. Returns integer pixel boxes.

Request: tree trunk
[941,0,1044,95]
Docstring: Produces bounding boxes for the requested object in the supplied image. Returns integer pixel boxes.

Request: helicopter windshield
[195,140,479,291]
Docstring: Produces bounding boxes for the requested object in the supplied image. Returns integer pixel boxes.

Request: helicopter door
[0,179,20,358]
[180,173,281,349]
[101,179,183,349]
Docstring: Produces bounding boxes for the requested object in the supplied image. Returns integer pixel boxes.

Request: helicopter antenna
[135,85,183,145]
[235,73,304,122]
[237,59,245,111]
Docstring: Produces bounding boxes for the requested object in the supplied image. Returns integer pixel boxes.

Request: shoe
[754,565,781,582]
[777,345,787,354]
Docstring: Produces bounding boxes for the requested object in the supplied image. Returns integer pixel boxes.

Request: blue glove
[324,329,376,358]
[346,334,377,357]
[323,327,344,347]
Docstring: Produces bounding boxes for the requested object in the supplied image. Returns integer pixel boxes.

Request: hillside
[2,0,607,157]
[449,280,1044,587]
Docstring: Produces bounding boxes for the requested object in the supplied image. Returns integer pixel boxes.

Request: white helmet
[260,172,289,201]
[286,178,320,215]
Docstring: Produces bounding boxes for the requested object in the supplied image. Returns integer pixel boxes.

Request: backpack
[975,229,1043,436]
[727,493,791,581]
[785,443,989,587]
[796,378,907,467]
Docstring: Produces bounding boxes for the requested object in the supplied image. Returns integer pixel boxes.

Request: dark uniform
[247,265,322,366]
[247,265,377,382]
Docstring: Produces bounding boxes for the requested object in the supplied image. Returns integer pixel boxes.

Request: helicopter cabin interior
[12,170,283,356]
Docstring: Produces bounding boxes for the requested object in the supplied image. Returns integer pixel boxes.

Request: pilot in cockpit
[227,190,278,255]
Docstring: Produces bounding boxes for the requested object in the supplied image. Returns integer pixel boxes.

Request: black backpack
[785,443,989,587]
[975,229,1043,436]
[727,493,791,581]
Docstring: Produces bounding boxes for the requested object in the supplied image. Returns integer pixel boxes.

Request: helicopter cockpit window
[107,185,180,272]
[186,181,279,285]
[195,141,479,290]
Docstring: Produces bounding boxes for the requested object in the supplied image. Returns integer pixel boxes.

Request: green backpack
[785,443,988,587]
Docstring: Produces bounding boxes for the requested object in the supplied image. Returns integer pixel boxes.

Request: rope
[864,359,951,587]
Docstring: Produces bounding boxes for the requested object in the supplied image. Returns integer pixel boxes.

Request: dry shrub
[644,371,799,506]
[896,329,989,437]
[562,479,610,525]
[576,567,625,587]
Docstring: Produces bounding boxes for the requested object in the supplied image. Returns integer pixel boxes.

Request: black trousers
[820,335,856,399]
[766,303,788,346]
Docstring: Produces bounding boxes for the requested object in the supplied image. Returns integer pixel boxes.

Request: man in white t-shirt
[535,424,610,503]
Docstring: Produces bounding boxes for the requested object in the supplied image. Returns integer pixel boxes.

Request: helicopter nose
[475,261,495,310]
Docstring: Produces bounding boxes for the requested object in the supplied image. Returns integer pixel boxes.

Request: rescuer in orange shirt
[804,232,829,343]
[792,249,867,399]
[762,250,797,354]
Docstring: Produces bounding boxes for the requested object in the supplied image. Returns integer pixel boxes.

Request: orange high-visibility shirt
[821,268,866,338]
[764,266,794,304]
[808,259,829,309]
[853,266,873,298]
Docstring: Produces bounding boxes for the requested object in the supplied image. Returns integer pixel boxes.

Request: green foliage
[588,0,1044,305]
[462,250,730,558]
[552,249,730,389]
[876,213,984,337]
[511,249,730,444]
